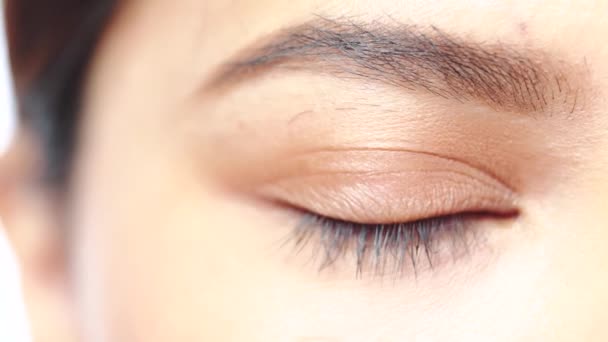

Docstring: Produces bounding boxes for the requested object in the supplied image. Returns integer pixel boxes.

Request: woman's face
[9,0,608,341]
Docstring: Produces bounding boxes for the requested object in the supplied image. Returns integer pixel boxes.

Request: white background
[0,2,32,341]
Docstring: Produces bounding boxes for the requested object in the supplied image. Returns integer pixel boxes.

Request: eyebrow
[206,17,586,114]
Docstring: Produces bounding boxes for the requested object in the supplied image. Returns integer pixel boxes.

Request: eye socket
[254,149,520,278]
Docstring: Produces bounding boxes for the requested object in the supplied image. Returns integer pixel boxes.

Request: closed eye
[251,149,520,278]
[283,209,518,278]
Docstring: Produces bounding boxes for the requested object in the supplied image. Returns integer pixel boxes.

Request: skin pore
[3,0,608,341]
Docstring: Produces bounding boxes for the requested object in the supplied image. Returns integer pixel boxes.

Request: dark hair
[5,0,117,184]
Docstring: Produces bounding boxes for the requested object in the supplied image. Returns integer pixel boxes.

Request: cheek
[530,173,608,339]
[70,135,291,340]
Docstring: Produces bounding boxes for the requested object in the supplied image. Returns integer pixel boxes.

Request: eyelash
[284,212,491,278]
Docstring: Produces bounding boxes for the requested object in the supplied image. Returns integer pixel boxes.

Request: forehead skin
[73,1,608,341]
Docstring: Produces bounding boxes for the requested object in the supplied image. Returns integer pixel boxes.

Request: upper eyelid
[255,153,519,224]
[268,146,516,193]
[263,169,509,201]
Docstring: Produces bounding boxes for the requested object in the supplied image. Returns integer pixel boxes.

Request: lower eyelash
[285,213,481,278]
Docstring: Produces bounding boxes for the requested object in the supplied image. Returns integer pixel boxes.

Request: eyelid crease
[270,146,516,193]
[261,168,507,196]
[256,150,518,225]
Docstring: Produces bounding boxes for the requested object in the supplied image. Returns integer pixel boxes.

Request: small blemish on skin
[237,120,248,131]
[518,22,528,35]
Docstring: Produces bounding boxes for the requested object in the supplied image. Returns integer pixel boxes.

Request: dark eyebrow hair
[206,17,587,114]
